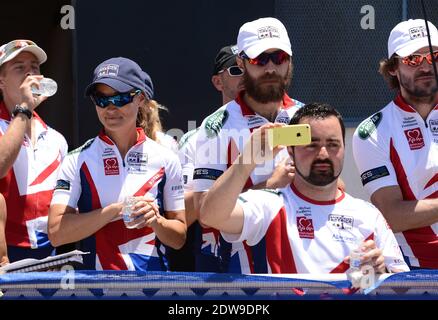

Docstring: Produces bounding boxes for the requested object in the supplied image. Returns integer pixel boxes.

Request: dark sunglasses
[397,50,438,67]
[91,90,141,108]
[240,50,290,66]
[218,66,244,77]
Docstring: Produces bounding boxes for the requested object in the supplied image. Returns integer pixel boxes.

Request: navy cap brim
[85,78,135,96]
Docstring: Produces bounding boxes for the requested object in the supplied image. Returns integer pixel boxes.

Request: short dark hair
[379,54,399,90]
[289,102,345,144]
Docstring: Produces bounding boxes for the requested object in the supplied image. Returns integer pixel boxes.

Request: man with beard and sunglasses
[199,103,409,275]
[192,17,304,273]
[352,19,438,269]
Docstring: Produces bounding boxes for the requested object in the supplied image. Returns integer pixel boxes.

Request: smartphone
[268,124,311,147]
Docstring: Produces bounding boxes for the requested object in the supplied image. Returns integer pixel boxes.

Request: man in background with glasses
[191,17,304,273]
[169,44,244,271]
[211,44,244,106]
[0,40,68,262]
[353,19,438,269]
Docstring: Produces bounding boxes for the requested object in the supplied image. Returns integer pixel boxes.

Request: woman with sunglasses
[49,57,186,271]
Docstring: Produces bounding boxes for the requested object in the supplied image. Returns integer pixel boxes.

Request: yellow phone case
[268,124,311,147]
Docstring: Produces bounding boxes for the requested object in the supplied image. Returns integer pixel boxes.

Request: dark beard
[400,71,438,98]
[243,65,292,104]
[295,159,340,187]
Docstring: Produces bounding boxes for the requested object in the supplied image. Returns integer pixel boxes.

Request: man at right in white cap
[0,40,68,262]
[192,17,303,272]
[352,20,438,269]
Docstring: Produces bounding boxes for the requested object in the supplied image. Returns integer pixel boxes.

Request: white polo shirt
[222,185,409,274]
[51,128,184,270]
[353,94,438,268]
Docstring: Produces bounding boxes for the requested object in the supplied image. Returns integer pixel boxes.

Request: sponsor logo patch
[127,152,148,174]
[275,116,290,124]
[97,64,119,78]
[127,152,148,164]
[103,157,119,175]
[257,26,280,39]
[328,214,353,230]
[429,119,438,134]
[55,179,70,190]
[331,233,356,243]
[404,127,425,150]
[358,112,382,139]
[205,109,229,138]
[246,115,266,129]
[297,216,314,239]
[360,166,390,186]
[408,26,427,40]
[193,168,223,181]
[102,147,116,157]
[402,116,418,128]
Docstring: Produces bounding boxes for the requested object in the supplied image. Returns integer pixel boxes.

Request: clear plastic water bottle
[347,238,364,288]
[122,196,142,229]
[31,78,58,97]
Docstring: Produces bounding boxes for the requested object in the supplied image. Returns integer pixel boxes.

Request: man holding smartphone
[200,103,408,275]
[192,17,303,272]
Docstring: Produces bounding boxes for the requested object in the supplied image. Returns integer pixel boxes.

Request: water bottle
[122,196,142,229]
[347,238,364,288]
[31,78,58,97]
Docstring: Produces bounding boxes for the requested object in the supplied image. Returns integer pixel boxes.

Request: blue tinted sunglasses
[91,90,141,108]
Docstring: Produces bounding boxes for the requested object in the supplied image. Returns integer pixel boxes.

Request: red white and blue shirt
[191,93,303,272]
[352,95,438,268]
[222,185,409,274]
[51,128,184,271]
[0,102,68,250]
[193,92,302,192]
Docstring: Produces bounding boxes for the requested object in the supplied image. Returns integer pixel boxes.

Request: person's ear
[388,65,398,77]
[136,92,146,104]
[211,74,223,92]
[0,73,5,91]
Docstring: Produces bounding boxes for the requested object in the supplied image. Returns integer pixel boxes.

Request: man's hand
[345,239,386,274]
[239,123,285,167]
[127,197,160,229]
[17,75,47,111]
[266,157,295,189]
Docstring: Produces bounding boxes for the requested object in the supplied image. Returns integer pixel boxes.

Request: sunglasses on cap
[397,50,438,67]
[218,66,244,77]
[239,50,290,66]
[91,90,141,108]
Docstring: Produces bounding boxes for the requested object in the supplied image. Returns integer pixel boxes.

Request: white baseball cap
[237,17,292,59]
[388,19,438,58]
[0,39,47,67]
